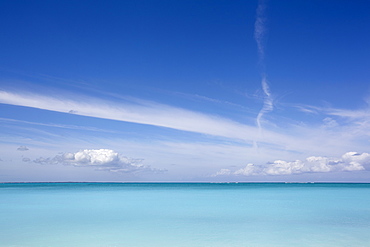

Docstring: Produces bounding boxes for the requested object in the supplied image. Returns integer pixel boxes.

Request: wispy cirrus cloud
[327,108,370,119]
[1,89,369,158]
[296,103,370,120]
[0,117,117,133]
[294,103,370,140]
[0,90,288,146]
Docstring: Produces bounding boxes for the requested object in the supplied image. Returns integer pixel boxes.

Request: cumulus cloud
[213,152,369,177]
[234,163,261,176]
[342,152,370,171]
[213,169,232,176]
[33,149,165,174]
[17,146,29,151]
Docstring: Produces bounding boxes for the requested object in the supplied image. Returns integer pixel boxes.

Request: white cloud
[0,117,116,133]
[33,149,165,174]
[213,168,232,176]
[254,0,267,60]
[0,90,261,142]
[297,103,370,122]
[342,152,370,171]
[2,90,370,162]
[254,0,274,146]
[263,160,304,175]
[322,117,338,128]
[285,101,370,156]
[256,75,273,131]
[0,90,306,153]
[327,108,370,119]
[234,163,260,176]
[17,146,29,151]
[213,151,368,177]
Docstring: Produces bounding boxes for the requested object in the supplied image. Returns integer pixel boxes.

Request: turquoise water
[1,183,370,247]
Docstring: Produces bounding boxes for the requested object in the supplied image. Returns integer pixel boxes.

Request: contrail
[254,0,267,62]
[254,0,273,132]
[256,74,273,130]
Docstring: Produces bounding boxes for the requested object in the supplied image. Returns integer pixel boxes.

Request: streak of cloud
[254,0,267,62]
[256,74,273,130]
[254,0,273,132]
[0,117,117,133]
[1,90,367,156]
[0,90,262,142]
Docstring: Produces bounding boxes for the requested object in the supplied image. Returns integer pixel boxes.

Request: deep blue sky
[1,0,370,182]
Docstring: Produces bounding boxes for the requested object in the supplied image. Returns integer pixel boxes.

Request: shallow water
[1,183,370,247]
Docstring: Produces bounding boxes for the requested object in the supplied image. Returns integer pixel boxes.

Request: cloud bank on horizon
[213,152,369,177]
[33,149,165,174]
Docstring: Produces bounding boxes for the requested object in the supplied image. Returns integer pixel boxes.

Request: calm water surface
[1,183,370,247]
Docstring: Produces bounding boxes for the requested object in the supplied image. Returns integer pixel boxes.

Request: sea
[1,183,370,247]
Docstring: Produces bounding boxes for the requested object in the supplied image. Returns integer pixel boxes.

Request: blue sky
[1,0,370,182]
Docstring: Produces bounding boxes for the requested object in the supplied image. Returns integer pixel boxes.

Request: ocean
[1,183,369,247]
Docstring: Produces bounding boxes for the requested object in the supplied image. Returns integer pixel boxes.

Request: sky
[1,0,370,182]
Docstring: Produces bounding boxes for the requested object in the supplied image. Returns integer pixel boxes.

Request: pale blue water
[1,183,370,247]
